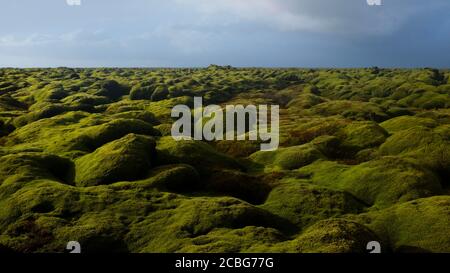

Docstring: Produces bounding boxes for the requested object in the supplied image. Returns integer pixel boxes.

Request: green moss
[110,111,159,125]
[91,80,129,100]
[250,144,325,171]
[309,100,389,122]
[13,104,70,127]
[75,134,156,186]
[379,126,450,175]
[178,226,285,253]
[111,164,201,193]
[260,181,364,229]
[380,116,438,134]
[205,170,272,204]
[129,84,153,100]
[128,196,290,252]
[352,196,450,253]
[0,68,449,253]
[298,157,442,208]
[268,219,379,253]
[0,153,73,187]
[338,121,388,152]
[62,93,110,107]
[287,93,327,109]
[151,86,169,101]
[156,137,242,175]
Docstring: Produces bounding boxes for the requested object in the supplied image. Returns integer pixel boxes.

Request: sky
[0,0,449,68]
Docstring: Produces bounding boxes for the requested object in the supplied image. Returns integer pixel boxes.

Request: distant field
[0,66,449,253]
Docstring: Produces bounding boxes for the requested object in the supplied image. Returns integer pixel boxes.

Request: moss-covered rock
[156,137,242,175]
[250,144,325,171]
[0,153,73,187]
[287,93,327,109]
[128,196,291,252]
[261,182,365,229]
[91,80,129,100]
[379,126,450,178]
[75,134,156,186]
[298,157,442,208]
[81,118,160,150]
[352,196,450,253]
[205,170,272,204]
[309,100,389,122]
[380,116,438,134]
[111,164,201,193]
[338,121,388,152]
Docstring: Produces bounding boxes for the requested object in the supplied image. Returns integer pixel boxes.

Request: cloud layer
[0,0,449,67]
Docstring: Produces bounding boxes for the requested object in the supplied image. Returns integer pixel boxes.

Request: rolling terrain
[0,66,449,253]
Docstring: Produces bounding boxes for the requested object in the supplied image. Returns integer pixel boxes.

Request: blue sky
[0,0,449,67]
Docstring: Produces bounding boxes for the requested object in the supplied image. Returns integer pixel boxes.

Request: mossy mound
[12,104,71,127]
[260,182,365,229]
[156,137,242,175]
[298,157,442,208]
[353,196,450,253]
[249,144,325,171]
[178,226,285,253]
[5,113,159,158]
[111,164,201,193]
[337,121,388,152]
[110,111,159,125]
[82,119,159,150]
[379,126,450,177]
[75,134,156,186]
[287,93,327,109]
[248,219,380,253]
[380,116,438,134]
[0,153,73,186]
[205,170,272,204]
[129,196,291,252]
[309,100,389,122]
[91,80,129,100]
[309,135,341,158]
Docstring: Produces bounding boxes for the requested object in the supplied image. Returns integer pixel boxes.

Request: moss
[110,111,159,125]
[205,170,272,204]
[0,68,449,253]
[380,116,438,134]
[151,86,169,101]
[178,226,285,253]
[128,196,291,252]
[62,93,110,107]
[260,181,364,229]
[267,219,380,253]
[338,121,388,152]
[156,137,242,175]
[13,104,70,127]
[111,164,201,193]
[379,126,450,176]
[129,84,153,100]
[352,196,450,253]
[91,80,129,100]
[287,93,327,109]
[298,157,442,208]
[249,144,325,171]
[81,118,160,150]
[32,84,68,102]
[75,134,156,186]
[0,153,73,187]
[309,100,389,122]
